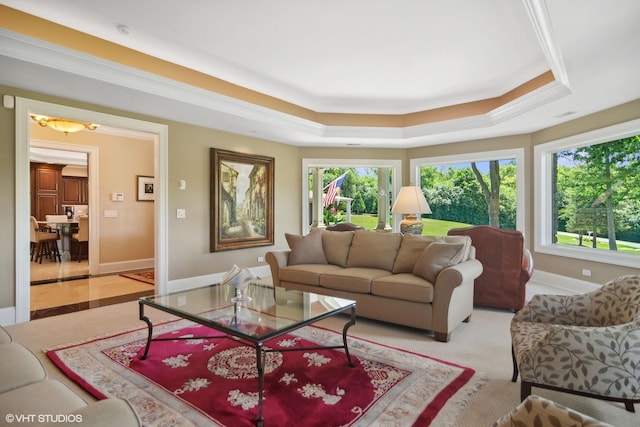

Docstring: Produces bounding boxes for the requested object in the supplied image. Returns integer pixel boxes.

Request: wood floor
[30,259,155,320]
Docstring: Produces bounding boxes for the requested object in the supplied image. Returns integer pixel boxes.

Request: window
[535,119,640,268]
[410,149,525,235]
[301,159,401,234]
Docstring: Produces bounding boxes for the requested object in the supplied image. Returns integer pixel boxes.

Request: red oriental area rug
[47,320,485,426]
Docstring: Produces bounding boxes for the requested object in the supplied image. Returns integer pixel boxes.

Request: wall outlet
[581,269,592,277]
[176,209,186,219]
[177,296,187,306]
[257,256,264,263]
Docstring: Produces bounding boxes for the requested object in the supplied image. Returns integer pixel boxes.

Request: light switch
[179,179,187,190]
[3,95,15,109]
[104,210,118,218]
[176,209,186,219]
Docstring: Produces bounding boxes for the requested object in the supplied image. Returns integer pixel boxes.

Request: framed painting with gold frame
[210,148,274,252]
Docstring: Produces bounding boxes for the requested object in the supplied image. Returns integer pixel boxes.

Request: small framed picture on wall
[137,175,155,201]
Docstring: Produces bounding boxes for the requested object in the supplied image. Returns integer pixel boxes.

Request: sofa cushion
[322,231,354,267]
[0,379,87,415]
[280,264,344,286]
[372,273,435,303]
[392,234,438,273]
[0,343,47,394]
[413,242,466,282]
[440,235,472,261]
[286,230,327,265]
[346,231,402,271]
[320,268,391,293]
[0,325,12,344]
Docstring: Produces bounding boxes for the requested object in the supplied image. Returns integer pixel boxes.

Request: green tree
[352,193,366,214]
[472,160,501,227]
[559,136,640,251]
[425,184,464,221]
[450,167,487,224]
[420,166,439,189]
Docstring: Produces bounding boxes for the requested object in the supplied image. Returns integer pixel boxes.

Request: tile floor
[30,259,154,319]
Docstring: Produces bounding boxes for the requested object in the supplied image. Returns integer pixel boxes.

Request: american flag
[323,172,348,207]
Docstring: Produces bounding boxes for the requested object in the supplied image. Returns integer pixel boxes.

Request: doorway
[14,97,169,324]
[29,143,93,285]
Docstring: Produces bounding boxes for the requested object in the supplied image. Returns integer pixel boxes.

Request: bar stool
[30,216,61,263]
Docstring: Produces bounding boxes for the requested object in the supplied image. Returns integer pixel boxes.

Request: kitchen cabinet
[62,176,88,205]
[30,163,64,220]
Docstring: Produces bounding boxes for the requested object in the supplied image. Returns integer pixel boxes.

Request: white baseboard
[97,259,155,275]
[167,265,271,294]
[530,270,601,294]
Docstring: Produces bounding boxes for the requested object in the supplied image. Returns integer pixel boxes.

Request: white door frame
[14,97,169,324]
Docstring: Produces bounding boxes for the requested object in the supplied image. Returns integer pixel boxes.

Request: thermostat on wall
[111,192,125,201]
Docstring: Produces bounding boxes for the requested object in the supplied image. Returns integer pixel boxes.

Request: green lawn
[349,215,639,253]
[349,214,469,236]
[556,232,640,255]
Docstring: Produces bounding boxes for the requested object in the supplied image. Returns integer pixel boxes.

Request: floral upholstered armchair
[511,274,640,412]
[493,395,613,427]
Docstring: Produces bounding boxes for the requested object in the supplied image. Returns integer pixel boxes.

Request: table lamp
[391,186,431,235]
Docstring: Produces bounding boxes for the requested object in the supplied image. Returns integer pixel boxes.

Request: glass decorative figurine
[222,264,259,302]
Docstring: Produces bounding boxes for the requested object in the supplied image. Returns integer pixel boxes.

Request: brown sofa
[266,229,483,342]
[447,225,533,311]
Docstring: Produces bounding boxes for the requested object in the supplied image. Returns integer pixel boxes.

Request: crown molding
[0,0,571,149]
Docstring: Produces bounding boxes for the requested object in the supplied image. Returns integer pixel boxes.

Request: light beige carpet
[6,284,639,426]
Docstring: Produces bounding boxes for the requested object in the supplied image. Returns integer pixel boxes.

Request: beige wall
[0,88,16,310]
[1,83,639,311]
[165,121,301,279]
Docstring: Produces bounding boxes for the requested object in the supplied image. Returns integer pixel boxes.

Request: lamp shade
[391,186,431,214]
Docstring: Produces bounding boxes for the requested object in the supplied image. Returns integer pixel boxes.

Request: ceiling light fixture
[30,114,99,135]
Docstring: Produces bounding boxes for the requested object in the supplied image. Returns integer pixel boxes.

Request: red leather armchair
[447,225,533,310]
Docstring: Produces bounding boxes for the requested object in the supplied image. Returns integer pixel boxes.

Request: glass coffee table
[138,283,356,426]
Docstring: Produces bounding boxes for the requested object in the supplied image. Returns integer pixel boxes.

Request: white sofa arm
[431,258,483,341]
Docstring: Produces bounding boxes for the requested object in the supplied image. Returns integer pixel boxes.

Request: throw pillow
[413,242,465,283]
[322,230,355,267]
[392,234,438,273]
[285,230,327,265]
[346,231,402,271]
[440,235,472,261]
